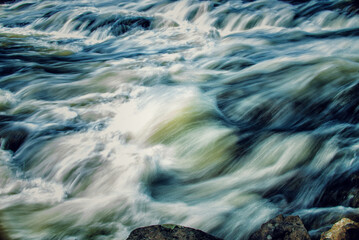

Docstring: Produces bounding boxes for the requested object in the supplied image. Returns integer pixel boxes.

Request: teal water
[0,0,359,239]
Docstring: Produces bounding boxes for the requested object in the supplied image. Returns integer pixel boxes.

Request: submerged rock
[126,224,222,240]
[249,214,311,240]
[320,218,359,240]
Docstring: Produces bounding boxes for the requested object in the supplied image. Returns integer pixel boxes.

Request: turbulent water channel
[0,0,359,239]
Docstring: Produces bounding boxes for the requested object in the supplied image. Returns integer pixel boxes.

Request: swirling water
[0,0,359,239]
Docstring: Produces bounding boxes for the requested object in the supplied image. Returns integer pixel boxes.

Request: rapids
[0,0,359,239]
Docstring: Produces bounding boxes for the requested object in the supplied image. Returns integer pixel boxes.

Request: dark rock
[126,224,222,240]
[320,218,359,240]
[249,214,311,240]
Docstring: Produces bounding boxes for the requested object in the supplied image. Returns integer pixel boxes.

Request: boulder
[249,214,311,240]
[126,224,222,240]
[320,218,359,240]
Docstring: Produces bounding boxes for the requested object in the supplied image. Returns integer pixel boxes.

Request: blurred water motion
[0,0,359,239]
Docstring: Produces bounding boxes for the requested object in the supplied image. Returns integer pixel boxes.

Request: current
[0,0,359,239]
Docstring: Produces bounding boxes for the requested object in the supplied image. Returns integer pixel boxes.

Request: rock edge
[126,224,223,240]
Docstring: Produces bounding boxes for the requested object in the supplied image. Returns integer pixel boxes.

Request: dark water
[0,0,359,239]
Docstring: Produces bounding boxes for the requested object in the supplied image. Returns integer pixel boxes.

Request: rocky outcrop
[320,218,359,240]
[249,215,311,240]
[126,224,222,240]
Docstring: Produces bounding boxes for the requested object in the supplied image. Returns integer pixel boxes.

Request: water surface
[1,0,359,239]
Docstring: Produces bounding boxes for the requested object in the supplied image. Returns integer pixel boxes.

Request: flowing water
[0,0,359,239]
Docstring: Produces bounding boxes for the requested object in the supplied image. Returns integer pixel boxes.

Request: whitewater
[0,0,359,239]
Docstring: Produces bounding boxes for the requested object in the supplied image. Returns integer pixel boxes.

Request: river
[1,0,359,239]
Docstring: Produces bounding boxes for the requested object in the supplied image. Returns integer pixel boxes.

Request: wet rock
[320,218,359,240]
[249,214,311,240]
[126,224,222,240]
